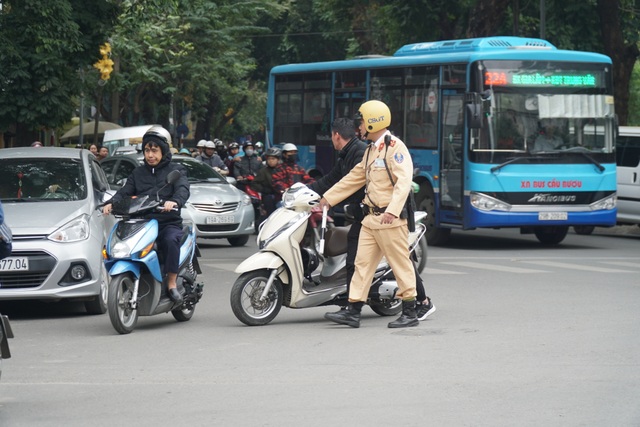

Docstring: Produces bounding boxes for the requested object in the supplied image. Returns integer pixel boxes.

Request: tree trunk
[597,0,639,125]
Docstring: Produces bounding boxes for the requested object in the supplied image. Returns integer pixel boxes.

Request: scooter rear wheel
[369,299,402,316]
[230,269,283,326]
[108,273,138,334]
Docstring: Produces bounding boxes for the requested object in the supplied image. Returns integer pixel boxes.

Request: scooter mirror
[166,170,182,184]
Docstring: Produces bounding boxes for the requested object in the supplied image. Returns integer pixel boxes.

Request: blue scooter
[104,170,203,334]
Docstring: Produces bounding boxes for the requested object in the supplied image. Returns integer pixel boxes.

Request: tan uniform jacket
[324,131,413,229]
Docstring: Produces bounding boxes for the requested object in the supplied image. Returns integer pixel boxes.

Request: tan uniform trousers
[349,222,417,303]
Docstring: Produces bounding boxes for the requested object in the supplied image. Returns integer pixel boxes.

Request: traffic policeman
[320,100,419,328]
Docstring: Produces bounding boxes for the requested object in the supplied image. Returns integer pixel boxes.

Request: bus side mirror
[466,103,483,129]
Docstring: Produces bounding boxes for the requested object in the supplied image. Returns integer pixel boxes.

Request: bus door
[439,89,464,221]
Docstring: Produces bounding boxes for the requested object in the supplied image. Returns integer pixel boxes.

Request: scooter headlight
[111,241,133,258]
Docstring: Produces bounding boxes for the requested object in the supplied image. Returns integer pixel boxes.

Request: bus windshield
[470,60,615,163]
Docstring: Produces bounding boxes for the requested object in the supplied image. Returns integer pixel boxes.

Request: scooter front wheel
[230,269,283,326]
[108,273,139,334]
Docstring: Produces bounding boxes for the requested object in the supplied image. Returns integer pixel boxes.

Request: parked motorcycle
[103,171,203,334]
[230,183,428,326]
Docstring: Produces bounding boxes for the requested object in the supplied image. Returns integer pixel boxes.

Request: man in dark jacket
[102,126,190,303]
[250,146,282,219]
[312,118,435,319]
[234,141,263,181]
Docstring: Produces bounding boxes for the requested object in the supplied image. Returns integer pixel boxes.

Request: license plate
[205,215,234,224]
[0,257,29,272]
[538,212,568,221]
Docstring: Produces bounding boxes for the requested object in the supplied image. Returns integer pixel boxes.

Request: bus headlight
[590,194,616,211]
[470,192,511,212]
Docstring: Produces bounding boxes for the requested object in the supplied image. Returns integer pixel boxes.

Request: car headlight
[470,192,511,212]
[242,194,252,206]
[590,194,616,210]
[47,214,90,242]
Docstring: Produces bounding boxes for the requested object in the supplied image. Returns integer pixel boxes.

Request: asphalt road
[0,226,639,426]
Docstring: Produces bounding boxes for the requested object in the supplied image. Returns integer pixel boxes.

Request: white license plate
[205,215,234,224]
[538,212,568,221]
[0,257,29,272]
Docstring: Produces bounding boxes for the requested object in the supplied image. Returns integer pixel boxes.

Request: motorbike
[103,170,203,334]
[230,183,428,326]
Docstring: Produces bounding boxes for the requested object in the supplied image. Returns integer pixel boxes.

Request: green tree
[0,0,118,144]
[106,0,282,140]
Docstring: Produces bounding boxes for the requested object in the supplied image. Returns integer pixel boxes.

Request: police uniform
[323,130,417,302]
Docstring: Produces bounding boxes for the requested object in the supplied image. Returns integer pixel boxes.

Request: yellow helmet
[356,100,391,133]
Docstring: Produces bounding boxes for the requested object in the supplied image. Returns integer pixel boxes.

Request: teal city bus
[266,37,617,245]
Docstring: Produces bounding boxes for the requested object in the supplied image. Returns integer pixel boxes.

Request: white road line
[438,261,547,273]
[598,261,640,269]
[424,267,465,275]
[521,260,635,273]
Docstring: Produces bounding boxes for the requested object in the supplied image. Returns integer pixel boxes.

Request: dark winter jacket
[110,141,190,226]
[251,164,278,195]
[234,154,263,179]
[309,137,367,208]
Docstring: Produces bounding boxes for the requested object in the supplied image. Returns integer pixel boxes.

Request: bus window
[405,66,439,149]
[370,68,404,138]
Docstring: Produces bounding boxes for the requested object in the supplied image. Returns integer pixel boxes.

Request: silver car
[0,147,114,313]
[101,153,255,246]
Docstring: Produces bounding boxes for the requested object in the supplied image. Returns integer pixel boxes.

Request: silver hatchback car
[0,147,114,313]
[101,153,255,246]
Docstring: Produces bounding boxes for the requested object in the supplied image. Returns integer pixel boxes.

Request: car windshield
[174,159,227,183]
[0,158,87,202]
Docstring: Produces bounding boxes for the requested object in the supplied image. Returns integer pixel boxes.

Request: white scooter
[230,183,428,326]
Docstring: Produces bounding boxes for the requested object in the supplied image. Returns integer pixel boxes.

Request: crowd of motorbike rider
[193,137,314,223]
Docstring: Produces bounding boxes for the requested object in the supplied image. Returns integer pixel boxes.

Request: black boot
[325,302,362,328]
[388,299,419,328]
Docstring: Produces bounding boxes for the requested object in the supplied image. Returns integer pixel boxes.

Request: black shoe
[416,298,436,321]
[168,287,183,304]
[388,300,419,328]
[325,306,360,328]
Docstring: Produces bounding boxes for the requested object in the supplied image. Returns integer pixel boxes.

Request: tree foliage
[0,0,117,142]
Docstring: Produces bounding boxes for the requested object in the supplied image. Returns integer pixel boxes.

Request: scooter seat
[323,226,350,257]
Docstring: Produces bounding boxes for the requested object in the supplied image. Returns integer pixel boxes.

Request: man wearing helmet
[234,141,263,182]
[102,126,190,304]
[254,141,264,157]
[271,143,314,194]
[197,140,229,175]
[196,139,207,156]
[251,146,282,219]
[319,100,420,328]
[225,142,241,177]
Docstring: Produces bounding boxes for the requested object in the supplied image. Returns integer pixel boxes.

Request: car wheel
[228,235,249,247]
[85,263,109,315]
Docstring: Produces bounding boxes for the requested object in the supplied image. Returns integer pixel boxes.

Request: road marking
[424,267,465,275]
[521,260,635,273]
[438,261,547,273]
[598,261,640,269]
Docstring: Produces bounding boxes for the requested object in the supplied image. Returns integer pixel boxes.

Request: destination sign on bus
[484,70,600,88]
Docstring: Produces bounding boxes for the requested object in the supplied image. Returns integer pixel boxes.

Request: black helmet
[243,141,254,149]
[265,147,281,158]
[228,142,240,150]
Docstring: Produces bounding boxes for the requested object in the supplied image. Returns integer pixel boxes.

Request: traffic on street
[0,226,638,426]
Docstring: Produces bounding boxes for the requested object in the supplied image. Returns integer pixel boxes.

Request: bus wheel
[533,226,569,245]
[416,185,451,246]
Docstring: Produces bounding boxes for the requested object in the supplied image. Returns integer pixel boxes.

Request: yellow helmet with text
[355,100,391,133]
